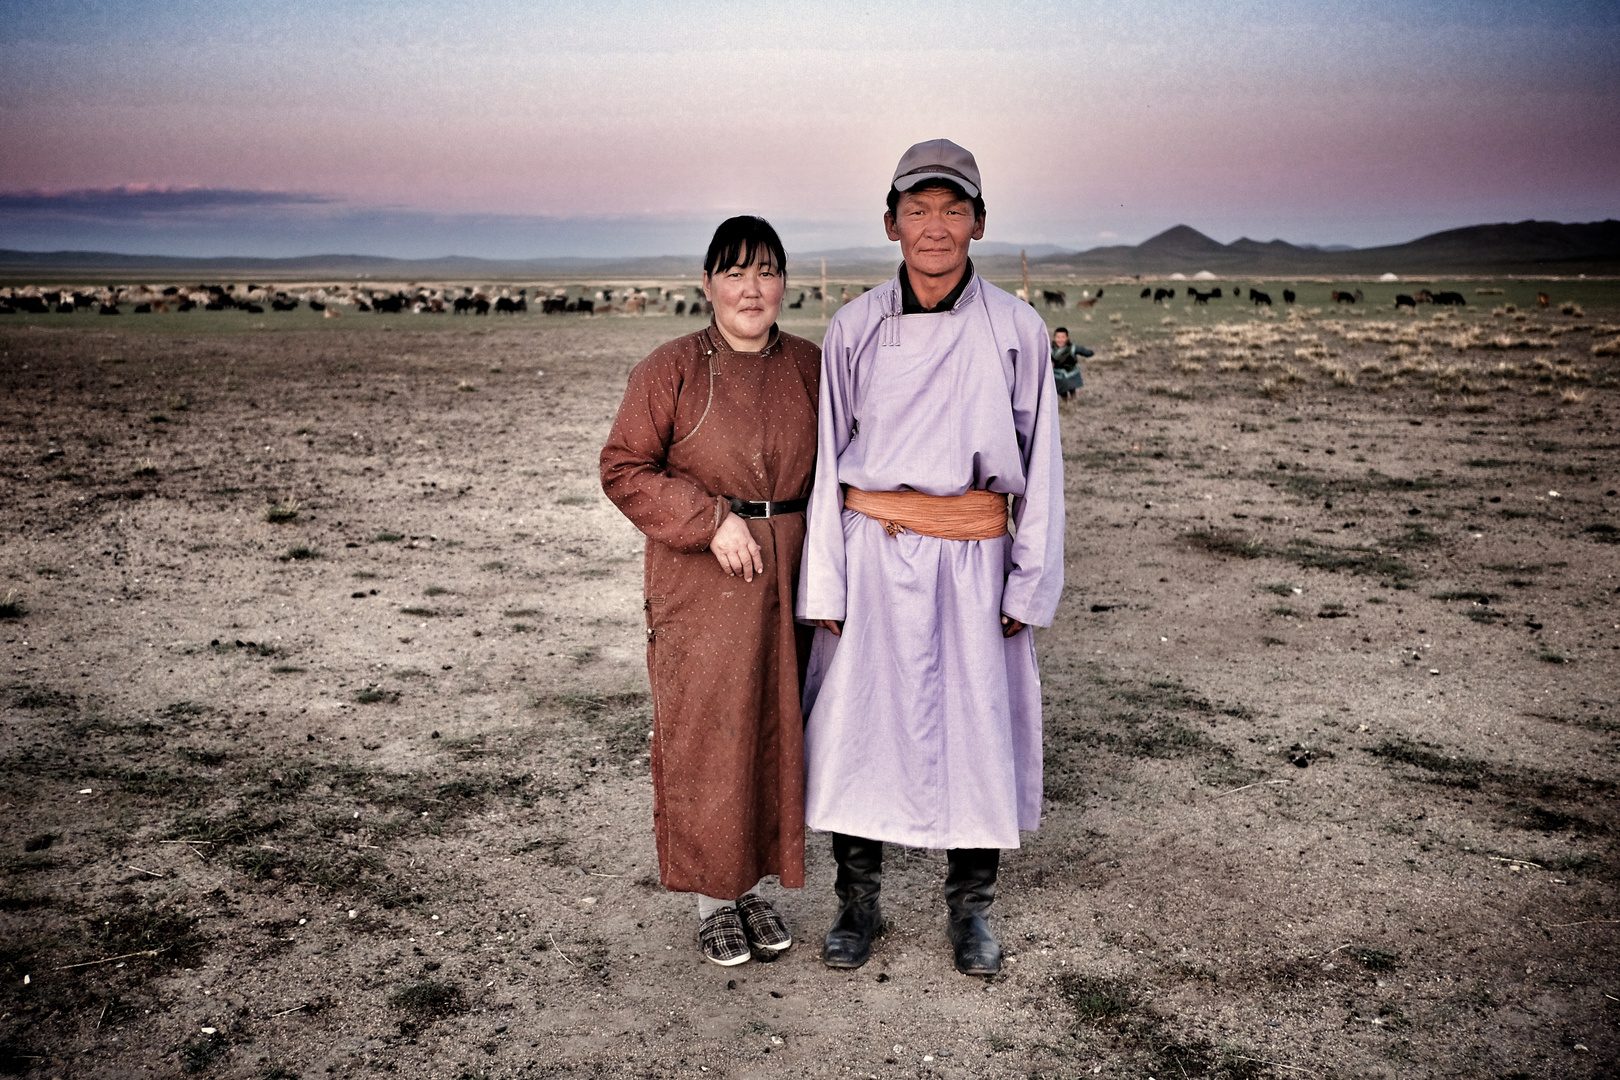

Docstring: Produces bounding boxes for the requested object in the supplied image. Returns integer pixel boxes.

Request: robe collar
[898,258,977,314]
[702,320,782,358]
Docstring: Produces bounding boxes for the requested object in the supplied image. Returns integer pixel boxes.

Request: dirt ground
[2,281,1618,1080]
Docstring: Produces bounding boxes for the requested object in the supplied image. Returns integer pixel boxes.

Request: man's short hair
[886,179,987,222]
[703,215,787,279]
[1054,327,1068,336]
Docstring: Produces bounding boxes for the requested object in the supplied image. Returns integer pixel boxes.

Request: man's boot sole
[954,956,1001,976]
[822,953,870,970]
[822,936,874,969]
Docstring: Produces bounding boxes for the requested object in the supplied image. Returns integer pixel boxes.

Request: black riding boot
[944,847,1002,975]
[823,833,884,969]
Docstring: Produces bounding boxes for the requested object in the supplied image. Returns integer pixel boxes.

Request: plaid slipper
[736,893,792,953]
[698,907,751,967]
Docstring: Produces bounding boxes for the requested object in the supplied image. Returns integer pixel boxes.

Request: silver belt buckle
[759,502,774,519]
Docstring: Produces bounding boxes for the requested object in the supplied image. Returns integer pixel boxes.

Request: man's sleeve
[1002,306,1066,627]
[796,318,853,621]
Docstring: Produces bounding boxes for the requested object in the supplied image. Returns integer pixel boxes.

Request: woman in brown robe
[599,216,819,966]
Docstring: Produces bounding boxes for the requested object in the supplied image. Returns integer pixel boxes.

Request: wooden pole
[821,258,828,321]
[1021,250,1031,306]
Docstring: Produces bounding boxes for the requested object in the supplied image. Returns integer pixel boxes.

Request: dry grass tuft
[264,500,301,523]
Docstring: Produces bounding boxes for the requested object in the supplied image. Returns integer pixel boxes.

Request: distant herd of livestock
[1116,285,1469,308]
[2,280,1538,318]
[0,283,723,317]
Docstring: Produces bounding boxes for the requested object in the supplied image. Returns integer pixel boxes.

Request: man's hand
[814,619,843,637]
[710,514,764,581]
[1000,614,1026,638]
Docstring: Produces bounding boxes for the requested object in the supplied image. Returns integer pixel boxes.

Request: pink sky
[2,0,1616,257]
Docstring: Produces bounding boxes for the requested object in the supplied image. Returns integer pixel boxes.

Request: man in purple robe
[796,139,1065,975]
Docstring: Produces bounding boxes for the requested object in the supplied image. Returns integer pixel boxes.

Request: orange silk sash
[842,486,1008,540]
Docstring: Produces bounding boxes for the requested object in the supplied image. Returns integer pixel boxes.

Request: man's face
[884,186,984,281]
[1053,330,1069,347]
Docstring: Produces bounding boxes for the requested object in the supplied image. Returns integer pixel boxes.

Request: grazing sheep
[1395,294,1417,309]
[1282,289,1296,304]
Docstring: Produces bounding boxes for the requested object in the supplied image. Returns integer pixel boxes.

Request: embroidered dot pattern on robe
[600,323,820,898]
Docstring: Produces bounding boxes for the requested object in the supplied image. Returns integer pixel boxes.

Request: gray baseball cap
[890,138,981,199]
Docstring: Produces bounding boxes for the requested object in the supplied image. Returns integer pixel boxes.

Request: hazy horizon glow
[2,0,1617,258]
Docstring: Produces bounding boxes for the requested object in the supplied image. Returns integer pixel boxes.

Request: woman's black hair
[886,179,987,221]
[703,216,787,279]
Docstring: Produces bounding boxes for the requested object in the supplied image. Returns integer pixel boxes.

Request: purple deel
[796,271,1066,851]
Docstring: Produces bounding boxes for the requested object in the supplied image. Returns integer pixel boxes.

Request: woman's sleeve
[599,351,727,554]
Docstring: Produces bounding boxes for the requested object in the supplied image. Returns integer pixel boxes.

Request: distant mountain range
[1028,220,1620,276]
[1,220,1615,281]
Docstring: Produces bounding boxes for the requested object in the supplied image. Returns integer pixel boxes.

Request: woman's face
[703,252,786,352]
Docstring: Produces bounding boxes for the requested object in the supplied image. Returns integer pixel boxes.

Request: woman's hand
[1000,614,1026,638]
[710,513,764,581]
[814,619,843,637]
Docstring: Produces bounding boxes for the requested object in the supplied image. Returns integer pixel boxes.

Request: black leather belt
[728,496,809,519]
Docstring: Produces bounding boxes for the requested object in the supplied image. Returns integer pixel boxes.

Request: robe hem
[660,867,806,896]
[804,815,1030,852]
